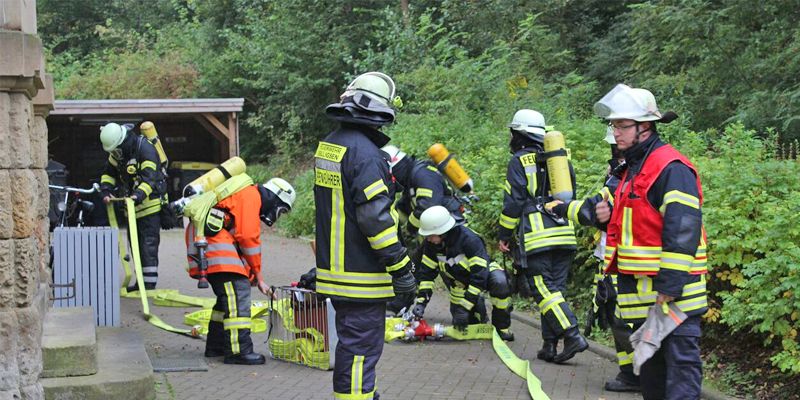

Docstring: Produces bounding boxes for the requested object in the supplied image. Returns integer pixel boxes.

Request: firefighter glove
[297,267,317,291]
[451,304,470,331]
[392,270,417,294]
[412,303,426,319]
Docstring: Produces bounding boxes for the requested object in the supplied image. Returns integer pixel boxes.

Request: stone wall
[0,0,54,399]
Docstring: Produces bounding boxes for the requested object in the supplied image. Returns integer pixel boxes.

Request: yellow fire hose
[385,317,550,399]
[107,198,269,337]
[264,297,330,370]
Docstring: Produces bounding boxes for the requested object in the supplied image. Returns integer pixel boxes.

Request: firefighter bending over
[186,178,295,365]
[99,122,167,291]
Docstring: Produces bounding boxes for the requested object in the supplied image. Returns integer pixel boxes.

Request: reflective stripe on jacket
[498,147,577,254]
[605,145,707,276]
[186,185,262,279]
[314,125,411,302]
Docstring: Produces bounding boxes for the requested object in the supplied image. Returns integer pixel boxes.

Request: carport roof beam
[51,98,244,115]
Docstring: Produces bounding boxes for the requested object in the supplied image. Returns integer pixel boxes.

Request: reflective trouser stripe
[223,317,252,330]
[142,266,158,283]
[491,296,510,309]
[224,282,239,354]
[419,281,434,290]
[538,291,570,330]
[334,391,375,400]
[351,355,364,395]
[617,351,633,366]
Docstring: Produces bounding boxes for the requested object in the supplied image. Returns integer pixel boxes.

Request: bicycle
[48,183,100,229]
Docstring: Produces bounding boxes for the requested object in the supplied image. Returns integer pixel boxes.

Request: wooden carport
[47,98,244,188]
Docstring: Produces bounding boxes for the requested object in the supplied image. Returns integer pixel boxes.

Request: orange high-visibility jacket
[186,185,262,279]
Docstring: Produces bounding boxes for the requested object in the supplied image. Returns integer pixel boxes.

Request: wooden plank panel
[82,228,91,315]
[67,229,75,308]
[110,228,121,326]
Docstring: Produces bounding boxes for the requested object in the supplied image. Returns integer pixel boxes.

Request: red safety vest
[604,145,708,276]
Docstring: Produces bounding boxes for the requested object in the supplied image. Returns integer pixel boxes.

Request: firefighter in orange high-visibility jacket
[186,178,295,365]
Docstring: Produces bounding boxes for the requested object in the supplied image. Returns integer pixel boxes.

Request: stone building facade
[1,0,55,398]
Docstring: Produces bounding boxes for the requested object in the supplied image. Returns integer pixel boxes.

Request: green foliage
[700,124,800,374]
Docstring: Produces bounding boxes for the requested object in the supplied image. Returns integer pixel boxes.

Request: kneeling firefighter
[497,109,588,363]
[185,177,295,365]
[411,205,514,341]
[99,122,168,291]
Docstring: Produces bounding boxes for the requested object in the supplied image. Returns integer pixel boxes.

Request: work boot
[553,327,589,363]
[536,340,557,362]
[204,348,224,357]
[497,328,515,342]
[604,377,641,392]
[224,352,266,365]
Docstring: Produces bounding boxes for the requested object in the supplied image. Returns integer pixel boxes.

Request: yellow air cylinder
[427,143,473,193]
[183,156,247,197]
[544,131,573,202]
[140,121,169,167]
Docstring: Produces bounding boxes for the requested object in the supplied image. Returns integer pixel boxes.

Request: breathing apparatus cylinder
[139,121,169,167]
[543,131,573,202]
[427,143,473,193]
[183,157,246,197]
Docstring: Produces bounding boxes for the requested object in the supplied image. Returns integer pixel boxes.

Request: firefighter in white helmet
[99,122,167,291]
[380,144,466,315]
[497,109,587,363]
[411,206,514,340]
[188,177,295,365]
[555,84,706,399]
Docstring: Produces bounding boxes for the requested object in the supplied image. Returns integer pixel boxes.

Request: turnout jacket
[314,123,412,302]
[416,225,489,311]
[396,160,463,231]
[100,135,166,218]
[498,146,577,254]
[559,135,708,323]
[186,185,263,280]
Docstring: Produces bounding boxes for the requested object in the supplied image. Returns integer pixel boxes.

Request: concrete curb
[511,311,740,400]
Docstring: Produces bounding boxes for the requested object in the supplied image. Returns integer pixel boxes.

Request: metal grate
[52,227,121,326]
[267,286,337,370]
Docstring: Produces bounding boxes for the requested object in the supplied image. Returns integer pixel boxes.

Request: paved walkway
[120,229,639,400]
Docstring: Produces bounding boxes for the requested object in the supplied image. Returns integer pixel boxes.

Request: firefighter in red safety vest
[186,178,295,365]
[553,84,708,399]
